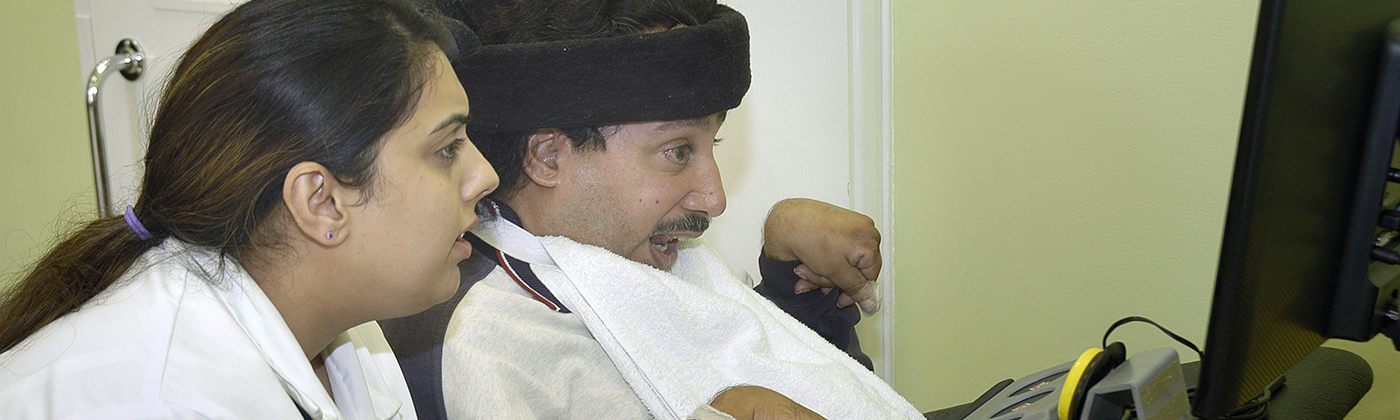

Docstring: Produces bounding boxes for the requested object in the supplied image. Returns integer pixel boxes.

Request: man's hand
[761,198,881,312]
[709,386,826,420]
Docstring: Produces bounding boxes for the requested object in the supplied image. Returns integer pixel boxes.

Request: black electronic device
[1193,0,1400,418]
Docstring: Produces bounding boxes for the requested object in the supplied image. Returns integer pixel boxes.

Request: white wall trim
[849,0,895,382]
[879,0,894,382]
[877,0,894,383]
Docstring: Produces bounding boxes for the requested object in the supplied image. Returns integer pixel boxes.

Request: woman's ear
[283,161,351,245]
[523,128,567,188]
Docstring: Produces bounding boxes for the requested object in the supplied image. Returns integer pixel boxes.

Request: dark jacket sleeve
[752,254,873,371]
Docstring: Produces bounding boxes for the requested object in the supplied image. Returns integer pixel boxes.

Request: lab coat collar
[164,239,404,420]
[323,330,406,419]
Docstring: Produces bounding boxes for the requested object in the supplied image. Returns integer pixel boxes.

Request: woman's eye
[666,145,691,163]
[439,139,465,159]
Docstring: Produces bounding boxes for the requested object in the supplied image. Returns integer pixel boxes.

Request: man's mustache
[655,214,710,234]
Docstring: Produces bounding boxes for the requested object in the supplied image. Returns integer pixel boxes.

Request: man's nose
[683,157,725,217]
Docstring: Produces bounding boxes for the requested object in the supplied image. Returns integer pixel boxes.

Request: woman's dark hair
[452,0,719,199]
[0,0,452,352]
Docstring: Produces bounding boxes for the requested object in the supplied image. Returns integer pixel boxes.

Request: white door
[73,0,244,214]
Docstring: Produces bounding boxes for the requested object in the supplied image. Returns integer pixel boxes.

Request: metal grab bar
[86,38,144,217]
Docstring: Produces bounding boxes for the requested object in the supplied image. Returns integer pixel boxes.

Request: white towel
[474,216,923,419]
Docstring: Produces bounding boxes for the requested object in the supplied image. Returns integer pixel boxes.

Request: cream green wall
[5,0,1398,416]
[885,1,1400,417]
[0,2,93,289]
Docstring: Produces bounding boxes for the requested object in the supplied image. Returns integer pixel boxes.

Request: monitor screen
[1193,0,1400,418]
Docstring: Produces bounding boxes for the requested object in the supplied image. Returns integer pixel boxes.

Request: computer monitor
[1193,0,1400,418]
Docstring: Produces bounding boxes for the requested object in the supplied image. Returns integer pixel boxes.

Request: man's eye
[666,145,691,163]
[439,139,465,159]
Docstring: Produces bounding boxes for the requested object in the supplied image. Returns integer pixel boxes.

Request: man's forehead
[652,114,722,132]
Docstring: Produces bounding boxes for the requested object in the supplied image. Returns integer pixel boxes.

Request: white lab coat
[0,239,416,420]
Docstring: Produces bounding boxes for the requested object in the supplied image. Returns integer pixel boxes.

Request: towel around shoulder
[474,216,922,419]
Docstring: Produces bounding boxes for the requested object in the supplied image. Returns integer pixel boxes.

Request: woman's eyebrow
[433,113,471,133]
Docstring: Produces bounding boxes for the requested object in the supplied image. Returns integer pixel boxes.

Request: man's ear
[523,128,567,188]
[283,161,351,245]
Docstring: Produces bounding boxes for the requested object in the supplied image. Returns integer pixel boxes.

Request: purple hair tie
[124,205,152,240]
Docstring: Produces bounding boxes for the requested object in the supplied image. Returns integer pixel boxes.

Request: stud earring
[326,232,335,240]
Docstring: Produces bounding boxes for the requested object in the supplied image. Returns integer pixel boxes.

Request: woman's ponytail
[0,216,160,351]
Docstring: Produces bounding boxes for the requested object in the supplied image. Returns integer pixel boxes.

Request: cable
[1217,376,1282,420]
[1100,316,1204,360]
[1380,210,1400,232]
[1099,316,1276,420]
[1372,246,1400,265]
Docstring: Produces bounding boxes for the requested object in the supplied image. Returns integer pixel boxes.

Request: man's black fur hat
[438,0,751,133]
